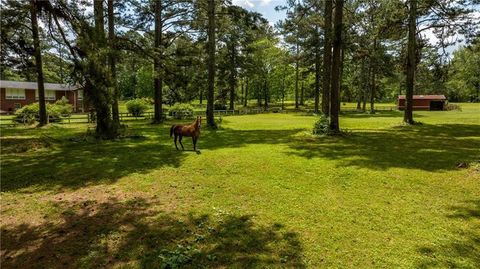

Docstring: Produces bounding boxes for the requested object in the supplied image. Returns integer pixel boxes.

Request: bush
[14,103,39,124]
[125,98,150,116]
[14,99,73,124]
[312,114,331,135]
[445,103,461,111]
[169,103,194,119]
[54,96,73,115]
[214,102,227,110]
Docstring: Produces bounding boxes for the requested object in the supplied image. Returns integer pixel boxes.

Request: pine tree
[30,0,48,126]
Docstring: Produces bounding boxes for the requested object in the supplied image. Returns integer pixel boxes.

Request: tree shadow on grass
[340,110,419,118]
[0,198,304,268]
[0,126,303,192]
[1,122,478,192]
[416,200,480,268]
[287,123,480,171]
[1,136,184,192]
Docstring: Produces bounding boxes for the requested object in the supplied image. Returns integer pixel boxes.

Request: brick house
[0,80,84,114]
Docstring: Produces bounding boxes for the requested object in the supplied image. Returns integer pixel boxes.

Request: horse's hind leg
[174,134,179,150]
[179,135,184,150]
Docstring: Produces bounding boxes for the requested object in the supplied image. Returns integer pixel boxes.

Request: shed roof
[0,80,79,91]
[398,95,446,100]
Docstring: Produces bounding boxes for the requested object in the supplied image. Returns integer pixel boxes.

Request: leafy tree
[447,41,480,101]
[404,0,478,123]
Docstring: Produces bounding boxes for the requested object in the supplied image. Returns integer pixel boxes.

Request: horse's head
[196,116,202,129]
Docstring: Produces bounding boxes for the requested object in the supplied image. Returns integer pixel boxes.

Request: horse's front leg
[179,135,184,150]
[192,136,197,151]
[174,134,179,150]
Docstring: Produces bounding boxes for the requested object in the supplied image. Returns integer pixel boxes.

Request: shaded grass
[1,104,479,268]
[1,198,303,268]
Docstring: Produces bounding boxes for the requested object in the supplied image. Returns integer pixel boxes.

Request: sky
[232,0,480,55]
[232,0,286,26]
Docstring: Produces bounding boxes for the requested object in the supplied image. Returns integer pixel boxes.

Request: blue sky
[232,0,286,25]
[232,0,480,54]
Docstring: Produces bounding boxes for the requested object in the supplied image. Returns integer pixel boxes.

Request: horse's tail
[170,125,175,138]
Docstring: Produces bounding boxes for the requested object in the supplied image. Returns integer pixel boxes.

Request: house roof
[0,80,79,91]
[398,95,446,100]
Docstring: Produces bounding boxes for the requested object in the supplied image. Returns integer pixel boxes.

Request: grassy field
[1,104,479,268]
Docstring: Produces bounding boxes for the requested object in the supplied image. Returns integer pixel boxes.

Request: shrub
[53,96,73,115]
[126,98,150,116]
[214,102,227,110]
[312,114,332,135]
[445,103,461,111]
[169,103,194,119]
[13,99,72,124]
[14,103,39,124]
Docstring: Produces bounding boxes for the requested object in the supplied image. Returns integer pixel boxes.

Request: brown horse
[170,116,202,151]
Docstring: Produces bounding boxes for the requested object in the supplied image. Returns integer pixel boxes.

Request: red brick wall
[0,88,36,113]
[0,88,78,113]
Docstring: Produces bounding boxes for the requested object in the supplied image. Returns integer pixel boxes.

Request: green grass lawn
[1,104,479,268]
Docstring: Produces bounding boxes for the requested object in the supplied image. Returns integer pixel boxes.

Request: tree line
[1,0,478,137]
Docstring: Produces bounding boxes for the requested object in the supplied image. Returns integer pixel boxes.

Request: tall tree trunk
[199,89,203,104]
[240,79,244,105]
[322,0,333,115]
[370,38,376,114]
[329,0,344,133]
[153,0,163,123]
[476,82,479,102]
[404,0,416,124]
[264,79,268,110]
[362,92,367,111]
[93,0,117,138]
[30,0,47,126]
[206,0,216,127]
[295,42,299,109]
[339,45,345,111]
[229,43,236,110]
[244,77,248,107]
[314,35,321,113]
[282,69,286,110]
[108,0,119,125]
[300,80,304,106]
[257,89,262,108]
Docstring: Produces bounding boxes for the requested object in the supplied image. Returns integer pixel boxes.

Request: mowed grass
[1,103,479,268]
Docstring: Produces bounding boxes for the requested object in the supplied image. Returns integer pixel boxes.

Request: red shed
[398,95,447,111]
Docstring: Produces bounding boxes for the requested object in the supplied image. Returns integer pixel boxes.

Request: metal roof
[398,95,446,100]
[0,80,79,91]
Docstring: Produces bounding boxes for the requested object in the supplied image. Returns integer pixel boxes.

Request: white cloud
[232,0,255,8]
[232,0,274,8]
[260,0,273,6]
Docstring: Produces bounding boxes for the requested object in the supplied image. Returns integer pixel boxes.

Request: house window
[35,90,56,100]
[77,90,83,100]
[5,88,26,100]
